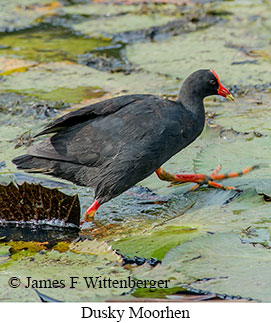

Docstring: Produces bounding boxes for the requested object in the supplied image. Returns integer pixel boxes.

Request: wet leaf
[112,225,201,261]
[0,248,131,301]
[8,241,48,254]
[70,239,122,263]
[167,191,271,237]
[112,181,271,260]
[92,0,191,4]
[193,136,271,192]
[240,227,271,248]
[207,93,271,136]
[52,242,70,253]
[17,1,62,13]
[161,232,271,302]
[34,86,107,104]
[0,0,61,32]
[62,3,138,16]
[0,27,111,63]
[73,14,175,37]
[126,1,271,87]
[132,286,186,299]
[0,246,10,264]
[0,57,37,76]
[0,61,175,101]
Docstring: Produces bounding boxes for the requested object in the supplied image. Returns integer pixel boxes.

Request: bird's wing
[28,96,193,174]
[35,94,152,137]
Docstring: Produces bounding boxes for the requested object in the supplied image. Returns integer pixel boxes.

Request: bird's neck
[177,87,205,117]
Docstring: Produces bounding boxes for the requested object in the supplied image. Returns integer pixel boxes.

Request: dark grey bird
[13,69,237,224]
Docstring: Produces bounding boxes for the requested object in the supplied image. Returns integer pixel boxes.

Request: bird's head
[179,69,234,102]
[209,69,234,101]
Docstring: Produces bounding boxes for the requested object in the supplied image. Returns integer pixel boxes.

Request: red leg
[156,167,207,184]
[210,166,257,181]
[207,180,236,190]
[156,165,259,190]
[188,165,221,191]
[189,184,200,191]
[211,164,221,176]
[81,200,101,225]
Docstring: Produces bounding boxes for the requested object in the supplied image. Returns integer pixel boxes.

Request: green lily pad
[207,93,271,136]
[113,225,201,261]
[0,61,178,100]
[161,232,271,301]
[112,185,271,260]
[69,239,122,262]
[0,0,60,32]
[29,86,107,104]
[0,243,130,301]
[132,259,190,289]
[0,246,10,264]
[126,1,271,87]
[240,227,271,248]
[193,135,271,191]
[0,27,111,63]
[0,116,38,175]
[73,14,175,37]
[132,286,186,299]
[62,2,179,18]
[168,189,271,235]
[62,3,138,17]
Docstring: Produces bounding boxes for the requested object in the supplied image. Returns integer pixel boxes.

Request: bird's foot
[80,199,101,226]
[156,164,259,191]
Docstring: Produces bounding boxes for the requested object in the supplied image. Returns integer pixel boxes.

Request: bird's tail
[12,154,96,187]
[12,154,52,173]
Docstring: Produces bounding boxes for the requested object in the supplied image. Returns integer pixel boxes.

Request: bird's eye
[209,79,216,85]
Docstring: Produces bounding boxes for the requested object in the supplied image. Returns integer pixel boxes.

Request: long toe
[83,209,96,222]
